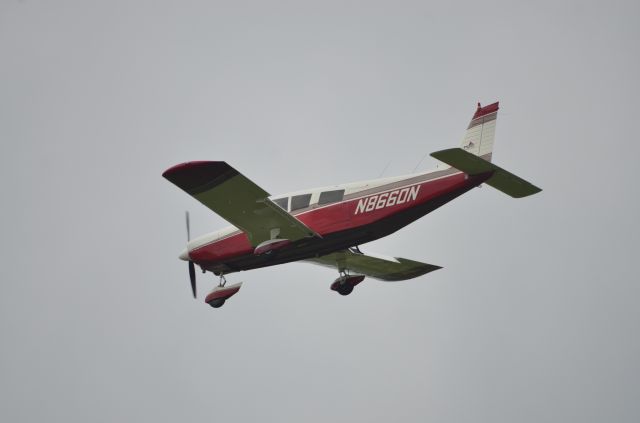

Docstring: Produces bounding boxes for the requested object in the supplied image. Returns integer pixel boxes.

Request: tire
[208,298,226,308]
[338,284,353,296]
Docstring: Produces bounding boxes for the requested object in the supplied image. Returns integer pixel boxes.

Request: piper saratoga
[163,102,541,308]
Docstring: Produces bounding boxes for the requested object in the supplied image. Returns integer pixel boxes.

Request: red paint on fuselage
[190,232,252,262]
[188,172,471,266]
[343,173,467,229]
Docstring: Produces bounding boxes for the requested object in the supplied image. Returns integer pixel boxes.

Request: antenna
[412,151,430,173]
[378,160,392,178]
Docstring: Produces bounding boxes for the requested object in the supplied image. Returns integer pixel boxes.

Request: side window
[290,194,312,211]
[318,189,345,205]
[272,197,289,211]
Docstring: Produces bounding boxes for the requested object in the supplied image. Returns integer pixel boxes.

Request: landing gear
[218,274,227,288]
[349,245,363,255]
[205,274,242,308]
[330,271,365,296]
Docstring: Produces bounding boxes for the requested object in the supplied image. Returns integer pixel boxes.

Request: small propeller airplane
[163,102,541,308]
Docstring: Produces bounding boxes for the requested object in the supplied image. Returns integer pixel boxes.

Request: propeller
[189,261,196,298]
[186,211,196,298]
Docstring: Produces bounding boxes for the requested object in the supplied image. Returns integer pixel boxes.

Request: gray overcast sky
[1,0,639,422]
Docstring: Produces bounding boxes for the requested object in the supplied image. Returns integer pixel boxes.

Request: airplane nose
[179,248,190,261]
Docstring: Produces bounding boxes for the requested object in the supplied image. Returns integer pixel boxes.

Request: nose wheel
[208,298,226,308]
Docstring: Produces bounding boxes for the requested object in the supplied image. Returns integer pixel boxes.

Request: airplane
[163,101,541,308]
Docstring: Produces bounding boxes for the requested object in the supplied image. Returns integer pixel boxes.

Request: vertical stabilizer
[460,102,499,162]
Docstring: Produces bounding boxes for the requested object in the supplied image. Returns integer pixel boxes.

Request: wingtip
[162,161,238,194]
[162,161,217,179]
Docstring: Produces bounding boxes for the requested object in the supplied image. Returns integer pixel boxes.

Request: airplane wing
[306,249,441,281]
[163,161,319,246]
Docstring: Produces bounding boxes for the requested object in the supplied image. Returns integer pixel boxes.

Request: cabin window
[290,194,312,211]
[272,197,289,210]
[318,189,345,205]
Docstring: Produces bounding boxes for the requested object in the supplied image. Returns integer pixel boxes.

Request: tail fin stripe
[472,102,499,119]
[467,111,497,130]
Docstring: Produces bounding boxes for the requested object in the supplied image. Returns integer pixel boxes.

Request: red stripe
[472,101,499,119]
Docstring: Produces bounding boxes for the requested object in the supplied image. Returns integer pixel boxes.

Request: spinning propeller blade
[186,211,196,298]
[189,261,196,298]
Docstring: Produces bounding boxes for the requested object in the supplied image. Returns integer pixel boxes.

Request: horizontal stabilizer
[431,148,542,198]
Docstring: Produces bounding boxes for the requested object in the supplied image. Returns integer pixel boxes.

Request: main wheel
[337,284,353,296]
[208,298,226,308]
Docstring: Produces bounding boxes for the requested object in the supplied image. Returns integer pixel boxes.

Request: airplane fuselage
[185,167,492,275]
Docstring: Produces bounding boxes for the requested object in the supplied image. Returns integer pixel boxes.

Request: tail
[460,102,499,162]
[431,101,542,198]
